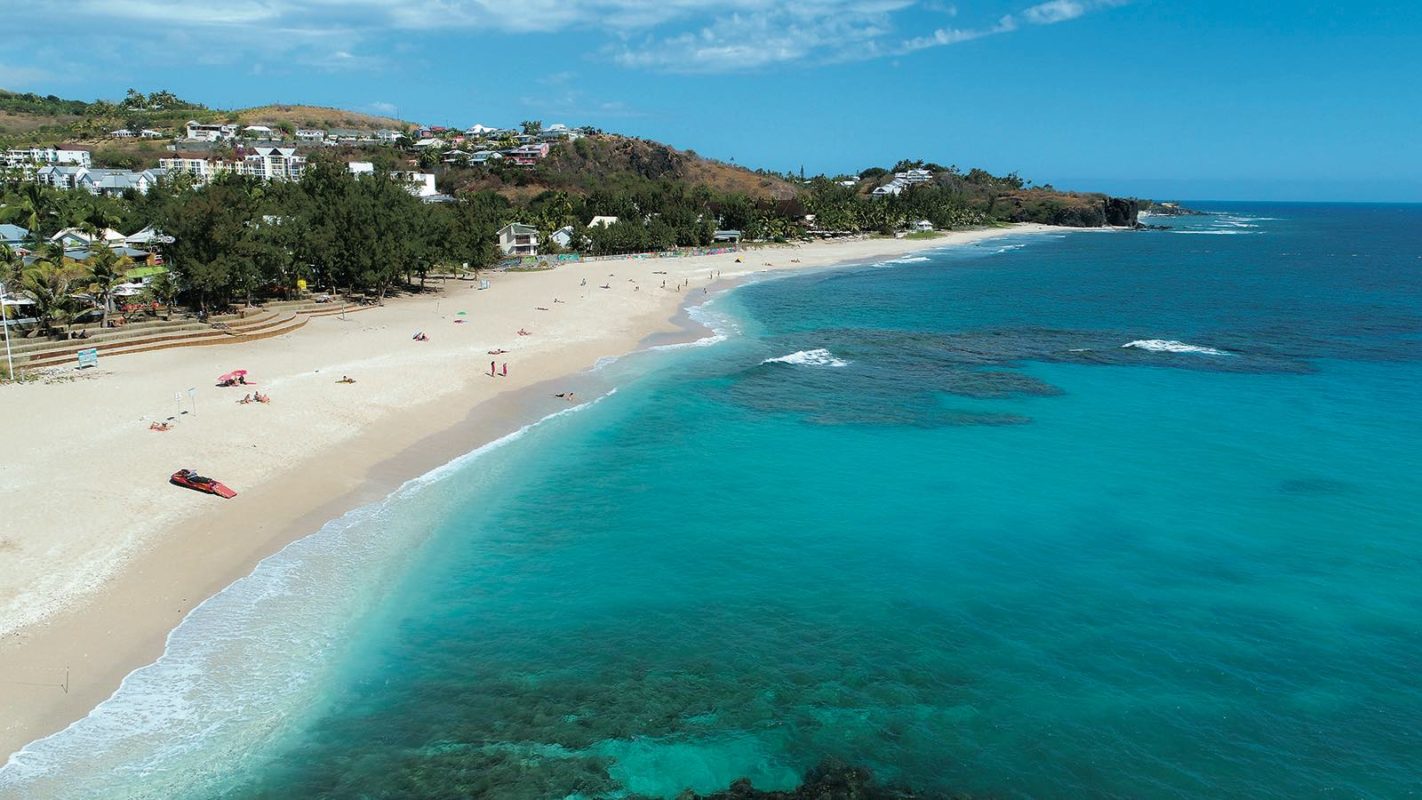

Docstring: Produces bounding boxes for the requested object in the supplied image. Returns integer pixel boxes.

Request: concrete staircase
[14,301,376,370]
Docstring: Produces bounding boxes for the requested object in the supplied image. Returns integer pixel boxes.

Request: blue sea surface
[5,204,1420,799]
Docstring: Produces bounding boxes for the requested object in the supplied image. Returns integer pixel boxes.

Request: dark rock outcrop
[670,758,971,800]
[1103,197,1140,227]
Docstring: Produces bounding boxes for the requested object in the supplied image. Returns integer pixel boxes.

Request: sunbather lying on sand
[149,421,171,431]
[517,329,531,336]
[337,376,356,384]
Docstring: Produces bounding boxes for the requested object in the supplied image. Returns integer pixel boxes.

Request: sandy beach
[0,225,1057,761]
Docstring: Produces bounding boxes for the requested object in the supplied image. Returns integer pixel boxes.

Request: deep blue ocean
[4,204,1421,799]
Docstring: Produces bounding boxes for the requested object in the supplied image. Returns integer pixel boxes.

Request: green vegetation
[0,89,1144,320]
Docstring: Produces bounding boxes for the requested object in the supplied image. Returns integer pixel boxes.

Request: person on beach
[501,362,508,377]
[490,360,496,376]
[149,421,171,431]
[239,393,252,404]
[337,376,356,384]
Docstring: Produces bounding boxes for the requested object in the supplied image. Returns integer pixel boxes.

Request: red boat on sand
[170,469,237,498]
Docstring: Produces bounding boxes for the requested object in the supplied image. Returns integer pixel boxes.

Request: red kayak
[170,469,237,498]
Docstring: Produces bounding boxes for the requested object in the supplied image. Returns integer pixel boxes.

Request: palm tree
[86,247,132,328]
[20,259,84,338]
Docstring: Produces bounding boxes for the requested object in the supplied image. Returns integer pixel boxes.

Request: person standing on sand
[490,360,496,376]
[502,362,508,377]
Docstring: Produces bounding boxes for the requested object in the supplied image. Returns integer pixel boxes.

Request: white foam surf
[1122,339,1233,356]
[0,393,617,799]
[762,348,849,368]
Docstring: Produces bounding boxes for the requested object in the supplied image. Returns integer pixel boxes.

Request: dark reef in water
[668,759,967,800]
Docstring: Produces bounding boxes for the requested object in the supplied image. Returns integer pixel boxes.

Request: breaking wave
[1122,339,1233,356]
[762,349,850,368]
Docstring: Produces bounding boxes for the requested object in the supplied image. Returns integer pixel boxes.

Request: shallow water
[6,204,1421,799]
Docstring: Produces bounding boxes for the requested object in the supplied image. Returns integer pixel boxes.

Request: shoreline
[0,225,1063,765]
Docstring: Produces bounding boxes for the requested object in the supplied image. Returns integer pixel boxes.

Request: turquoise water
[5,205,1421,799]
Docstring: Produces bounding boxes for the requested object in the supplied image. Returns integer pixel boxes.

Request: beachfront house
[911,220,935,232]
[713,230,743,244]
[497,223,539,256]
[0,224,29,246]
[550,226,576,249]
[896,168,934,185]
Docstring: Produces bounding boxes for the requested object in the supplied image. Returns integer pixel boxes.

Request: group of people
[239,392,270,404]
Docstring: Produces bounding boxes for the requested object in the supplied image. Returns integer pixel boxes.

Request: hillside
[446,135,799,202]
[233,105,408,132]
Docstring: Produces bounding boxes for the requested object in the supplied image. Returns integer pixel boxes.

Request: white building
[497,223,539,256]
[550,226,575,249]
[895,168,934,185]
[158,156,236,184]
[398,171,438,198]
[3,147,91,170]
[184,120,238,142]
[296,129,326,142]
[588,216,618,228]
[242,146,305,181]
[347,161,375,176]
[242,125,276,139]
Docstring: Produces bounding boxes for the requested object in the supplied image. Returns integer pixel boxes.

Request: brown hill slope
[234,105,409,131]
[447,135,798,202]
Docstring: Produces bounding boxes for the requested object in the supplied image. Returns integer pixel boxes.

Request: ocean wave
[762,349,850,368]
[1122,339,1233,356]
[882,255,930,265]
[0,394,617,798]
[1172,230,1261,236]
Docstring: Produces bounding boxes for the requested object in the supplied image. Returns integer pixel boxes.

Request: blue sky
[2,0,1419,201]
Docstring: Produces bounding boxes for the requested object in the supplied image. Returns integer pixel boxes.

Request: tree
[19,258,85,337]
[520,120,543,136]
[86,247,132,328]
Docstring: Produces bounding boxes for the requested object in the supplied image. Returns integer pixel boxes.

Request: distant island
[2,87,1146,329]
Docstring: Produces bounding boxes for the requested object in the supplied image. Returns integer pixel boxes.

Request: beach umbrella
[217,369,247,384]
[457,310,467,316]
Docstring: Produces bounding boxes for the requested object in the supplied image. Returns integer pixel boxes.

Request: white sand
[0,225,1060,758]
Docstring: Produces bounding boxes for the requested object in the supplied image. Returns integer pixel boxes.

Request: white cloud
[1022,0,1086,25]
[368,101,398,114]
[6,1,1132,76]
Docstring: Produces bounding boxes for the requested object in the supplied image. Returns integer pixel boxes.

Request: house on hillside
[35,165,89,190]
[375,129,402,144]
[242,125,275,139]
[158,156,236,184]
[79,168,162,196]
[140,129,164,138]
[296,129,326,142]
[397,171,438,198]
[465,124,497,136]
[242,146,305,181]
[413,137,443,149]
[497,223,539,256]
[109,129,135,138]
[125,224,172,248]
[185,121,237,142]
[871,180,906,197]
[49,226,124,250]
[347,161,375,176]
[896,168,934,185]
[468,150,503,164]
[588,216,618,229]
[550,226,575,249]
